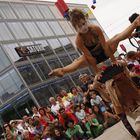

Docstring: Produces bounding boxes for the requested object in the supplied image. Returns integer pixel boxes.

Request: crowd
[1,51,140,140]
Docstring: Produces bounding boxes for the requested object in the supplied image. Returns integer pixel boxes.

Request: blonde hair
[69,8,87,29]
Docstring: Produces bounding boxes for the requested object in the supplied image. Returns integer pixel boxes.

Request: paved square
[95,117,135,140]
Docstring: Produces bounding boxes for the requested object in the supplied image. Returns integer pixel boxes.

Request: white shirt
[75,109,86,120]
[63,100,70,108]
[90,95,102,106]
[51,103,60,115]
[32,112,41,118]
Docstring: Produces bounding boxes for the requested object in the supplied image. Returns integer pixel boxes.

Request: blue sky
[46,0,140,53]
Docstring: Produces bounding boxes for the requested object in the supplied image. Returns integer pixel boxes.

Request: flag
[87,9,93,15]
[55,0,69,17]
[91,5,96,10]
[120,44,127,53]
[93,0,96,4]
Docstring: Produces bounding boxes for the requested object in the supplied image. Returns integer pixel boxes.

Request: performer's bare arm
[48,55,88,77]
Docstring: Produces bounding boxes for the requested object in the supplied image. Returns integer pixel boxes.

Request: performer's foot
[137,136,140,140]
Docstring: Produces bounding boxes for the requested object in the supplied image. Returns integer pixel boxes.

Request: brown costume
[106,66,140,114]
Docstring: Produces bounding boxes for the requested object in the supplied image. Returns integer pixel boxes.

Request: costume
[80,26,108,64]
[105,65,140,114]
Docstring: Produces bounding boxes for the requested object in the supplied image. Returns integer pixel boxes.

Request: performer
[49,9,140,139]
[49,9,140,76]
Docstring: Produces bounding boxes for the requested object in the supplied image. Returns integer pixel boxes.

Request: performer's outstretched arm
[48,55,88,77]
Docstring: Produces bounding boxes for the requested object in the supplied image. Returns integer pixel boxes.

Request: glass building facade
[0,0,108,124]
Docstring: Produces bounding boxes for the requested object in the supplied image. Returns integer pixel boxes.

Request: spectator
[38,108,49,127]
[74,105,86,123]
[90,91,106,113]
[93,105,119,128]
[56,94,71,112]
[49,97,60,116]
[59,89,73,102]
[53,128,67,140]
[65,119,87,140]
[32,106,40,118]
[27,117,36,139]
[58,108,78,129]
[85,113,104,138]
[71,86,83,104]
[79,73,93,93]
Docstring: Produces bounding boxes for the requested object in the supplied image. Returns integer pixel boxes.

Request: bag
[99,65,124,83]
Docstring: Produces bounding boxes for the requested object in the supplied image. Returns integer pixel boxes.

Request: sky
[46,0,140,53]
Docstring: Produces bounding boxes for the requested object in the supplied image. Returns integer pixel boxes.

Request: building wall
[0,0,106,123]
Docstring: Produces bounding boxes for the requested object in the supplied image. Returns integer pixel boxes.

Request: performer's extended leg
[119,113,137,138]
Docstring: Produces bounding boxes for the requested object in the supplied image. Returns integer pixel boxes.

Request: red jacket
[58,112,78,127]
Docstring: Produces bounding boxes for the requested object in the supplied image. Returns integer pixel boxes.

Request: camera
[18,131,22,135]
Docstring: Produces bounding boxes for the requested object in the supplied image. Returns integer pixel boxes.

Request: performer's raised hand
[48,68,64,77]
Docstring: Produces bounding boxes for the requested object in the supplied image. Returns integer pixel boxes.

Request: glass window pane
[0,69,24,102]
[0,92,35,122]
[8,22,29,39]
[13,93,35,117]
[34,40,55,58]
[3,43,21,62]
[59,21,74,34]
[48,21,65,36]
[10,69,25,90]
[0,47,11,72]
[70,52,80,61]
[0,84,4,98]
[25,4,43,19]
[69,36,77,48]
[48,39,61,50]
[33,60,51,80]
[44,46,55,58]
[49,6,63,19]
[59,37,76,52]
[48,39,72,66]
[23,22,42,38]
[0,23,14,41]
[38,5,54,19]
[48,57,62,69]
[0,3,17,19]
[79,68,91,76]
[17,64,41,85]
[70,72,81,86]
[50,77,74,93]
[36,22,54,37]
[32,84,55,106]
[59,55,72,66]
[0,105,20,122]
[11,3,31,19]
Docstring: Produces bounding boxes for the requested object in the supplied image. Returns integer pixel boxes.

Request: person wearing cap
[127,51,140,64]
